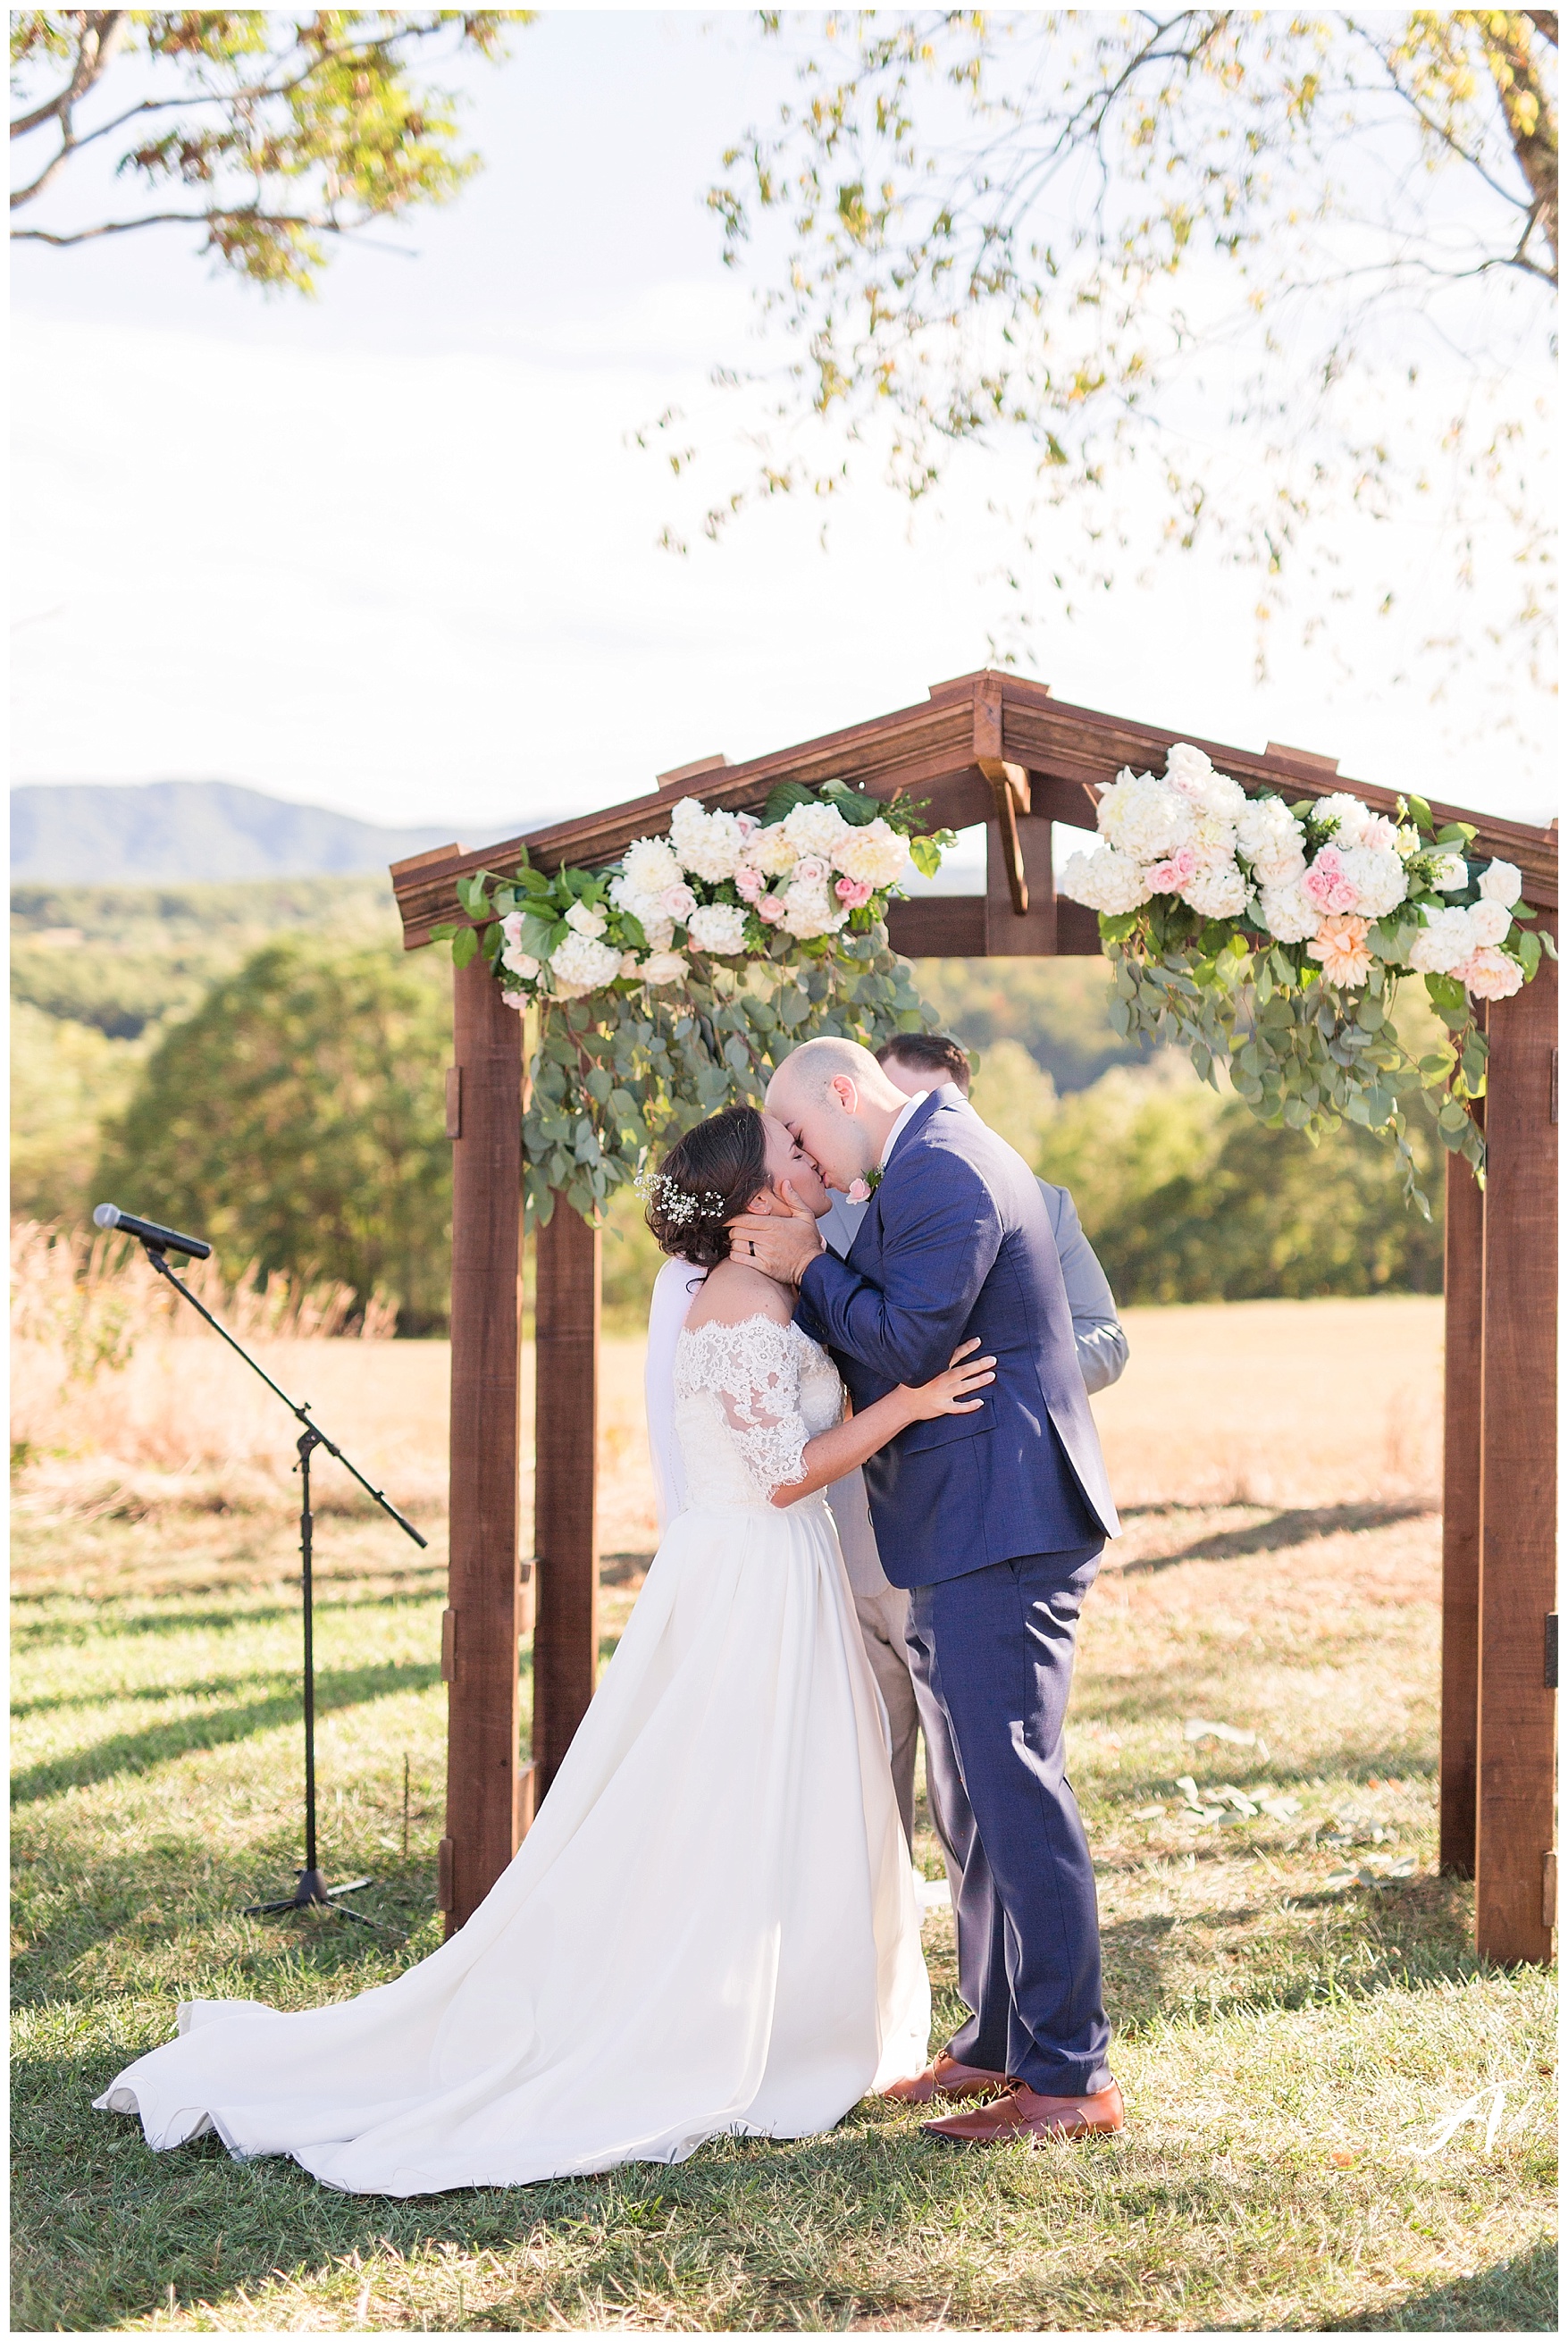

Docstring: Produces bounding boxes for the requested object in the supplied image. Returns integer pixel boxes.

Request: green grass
[11,1498,1556,2331]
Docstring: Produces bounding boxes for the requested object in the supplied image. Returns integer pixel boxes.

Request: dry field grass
[11,1290,1557,2332]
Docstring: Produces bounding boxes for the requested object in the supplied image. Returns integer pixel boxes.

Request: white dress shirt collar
[880,1080,960,1169]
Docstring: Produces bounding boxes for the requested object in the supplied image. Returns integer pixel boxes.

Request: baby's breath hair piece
[635,1167,727,1227]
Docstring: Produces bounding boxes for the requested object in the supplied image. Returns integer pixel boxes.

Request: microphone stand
[134,1242,428,1925]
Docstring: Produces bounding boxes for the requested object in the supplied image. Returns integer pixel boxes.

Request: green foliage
[10,1003,148,1226]
[911,955,1151,1091]
[95,937,451,1332]
[1025,1061,1446,1306]
[10,11,527,290]
[441,784,952,1224]
[11,877,399,1041]
[520,938,928,1228]
[1094,796,1509,1214]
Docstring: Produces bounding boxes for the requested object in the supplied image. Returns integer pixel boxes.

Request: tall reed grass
[10,1220,414,1519]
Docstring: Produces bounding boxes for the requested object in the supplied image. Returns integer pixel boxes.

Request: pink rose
[1145,846,1198,893]
[1456,944,1525,1001]
[834,875,875,907]
[734,812,759,841]
[792,854,829,886]
[845,1177,872,1204]
[756,894,785,925]
[660,883,698,921]
[733,865,765,902]
[1303,847,1359,916]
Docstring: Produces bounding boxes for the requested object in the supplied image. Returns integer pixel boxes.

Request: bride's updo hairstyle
[643,1105,770,1269]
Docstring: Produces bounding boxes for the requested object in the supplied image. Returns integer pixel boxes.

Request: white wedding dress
[95,1312,930,2195]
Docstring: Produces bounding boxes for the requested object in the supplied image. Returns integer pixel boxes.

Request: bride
[95,1105,995,2195]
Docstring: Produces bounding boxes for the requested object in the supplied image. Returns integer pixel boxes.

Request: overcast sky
[10,7,1557,842]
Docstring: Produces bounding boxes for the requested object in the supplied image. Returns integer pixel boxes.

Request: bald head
[766,1037,910,1191]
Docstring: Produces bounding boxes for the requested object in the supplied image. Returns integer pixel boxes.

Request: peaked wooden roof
[390,670,1557,949]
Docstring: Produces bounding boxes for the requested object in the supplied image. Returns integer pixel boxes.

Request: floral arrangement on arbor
[432,779,953,1222]
[1060,745,1553,1207]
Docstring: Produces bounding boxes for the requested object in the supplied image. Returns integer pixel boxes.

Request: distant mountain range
[10,776,990,892]
[10,781,470,884]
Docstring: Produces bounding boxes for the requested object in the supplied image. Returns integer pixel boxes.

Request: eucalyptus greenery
[1099,908,1508,1219]
[519,936,928,1226]
[436,874,932,1225]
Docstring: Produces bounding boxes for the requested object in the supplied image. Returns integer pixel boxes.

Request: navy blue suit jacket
[796,1087,1119,1588]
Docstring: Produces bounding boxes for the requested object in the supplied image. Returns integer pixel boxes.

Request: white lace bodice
[672,1314,843,1510]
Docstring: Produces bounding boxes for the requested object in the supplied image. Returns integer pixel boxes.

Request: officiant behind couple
[96,1032,1123,2194]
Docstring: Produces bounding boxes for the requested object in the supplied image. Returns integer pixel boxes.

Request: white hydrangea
[608,877,677,952]
[1338,846,1409,921]
[1059,847,1153,916]
[749,821,801,877]
[1465,897,1513,949]
[686,902,749,955]
[548,928,624,995]
[781,799,855,863]
[669,797,746,883]
[832,817,910,888]
[1429,852,1470,892]
[779,878,848,939]
[637,951,688,987]
[621,835,683,899]
[1406,905,1479,975]
[564,899,608,938]
[1097,770,1195,862]
[1478,859,1522,907]
[1313,793,1372,847]
[1237,794,1306,881]
[1166,743,1248,824]
[1182,858,1251,919]
[1257,881,1321,943]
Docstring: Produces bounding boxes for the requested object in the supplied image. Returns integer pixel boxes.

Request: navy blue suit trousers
[904,1541,1113,2096]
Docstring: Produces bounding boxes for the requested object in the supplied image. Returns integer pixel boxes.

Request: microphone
[93,1204,213,1261]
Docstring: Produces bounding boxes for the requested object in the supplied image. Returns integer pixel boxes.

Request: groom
[735,1037,1124,2145]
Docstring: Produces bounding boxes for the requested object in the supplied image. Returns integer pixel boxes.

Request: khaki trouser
[852,1582,922,1849]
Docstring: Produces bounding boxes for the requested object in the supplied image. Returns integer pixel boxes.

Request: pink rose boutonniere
[845,1167,883,1205]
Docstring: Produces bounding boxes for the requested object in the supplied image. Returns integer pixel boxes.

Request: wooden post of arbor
[532,1200,601,1802]
[1439,1129,1485,1876]
[1474,941,1558,1962]
[440,953,527,1935]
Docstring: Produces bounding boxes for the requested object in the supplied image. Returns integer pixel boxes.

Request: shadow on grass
[1099,1870,1483,2032]
[4,2092,1097,2333]
[1110,1501,1434,1575]
[10,1660,442,1807]
[10,1583,446,1650]
[1330,2240,1558,2332]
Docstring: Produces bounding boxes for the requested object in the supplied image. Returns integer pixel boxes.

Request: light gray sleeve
[1040,1179,1128,1396]
[816,1196,894,1589]
[819,1192,868,1260]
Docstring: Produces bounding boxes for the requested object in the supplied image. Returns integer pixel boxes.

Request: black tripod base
[244,1868,379,1926]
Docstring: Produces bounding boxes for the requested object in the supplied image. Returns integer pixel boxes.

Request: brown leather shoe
[921,2079,1125,2144]
[879,2050,1011,2106]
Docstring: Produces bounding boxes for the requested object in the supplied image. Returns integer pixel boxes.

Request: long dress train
[94,1314,930,2195]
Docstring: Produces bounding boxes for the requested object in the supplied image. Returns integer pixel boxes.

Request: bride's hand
[902,1337,996,1422]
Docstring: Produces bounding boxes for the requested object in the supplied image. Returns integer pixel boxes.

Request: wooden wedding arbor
[390,671,1558,1960]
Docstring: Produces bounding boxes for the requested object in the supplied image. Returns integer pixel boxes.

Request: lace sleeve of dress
[676,1317,811,1499]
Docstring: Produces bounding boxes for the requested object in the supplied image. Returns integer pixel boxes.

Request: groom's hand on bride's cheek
[730,1188,823,1286]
